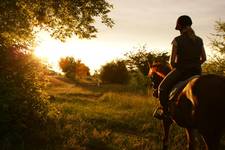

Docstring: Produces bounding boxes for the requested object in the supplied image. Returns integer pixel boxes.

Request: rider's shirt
[172,34,203,70]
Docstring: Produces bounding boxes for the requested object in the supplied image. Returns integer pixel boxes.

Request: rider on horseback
[154,15,207,119]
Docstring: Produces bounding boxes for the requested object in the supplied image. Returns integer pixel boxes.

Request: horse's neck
[159,64,171,75]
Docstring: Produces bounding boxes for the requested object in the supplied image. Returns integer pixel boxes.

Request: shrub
[128,70,149,93]
[0,44,61,149]
[100,60,129,84]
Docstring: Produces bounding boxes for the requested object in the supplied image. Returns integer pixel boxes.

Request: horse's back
[193,74,225,130]
[194,74,225,111]
[173,74,225,129]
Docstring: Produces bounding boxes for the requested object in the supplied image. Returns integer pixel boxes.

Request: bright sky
[34,0,225,74]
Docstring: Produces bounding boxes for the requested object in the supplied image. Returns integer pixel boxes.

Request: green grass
[46,76,224,150]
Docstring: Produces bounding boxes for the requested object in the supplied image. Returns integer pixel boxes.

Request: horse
[148,63,225,150]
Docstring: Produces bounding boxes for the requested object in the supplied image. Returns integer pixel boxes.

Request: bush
[59,57,90,80]
[128,70,149,93]
[59,56,76,80]
[0,44,61,149]
[100,60,129,84]
[204,20,225,75]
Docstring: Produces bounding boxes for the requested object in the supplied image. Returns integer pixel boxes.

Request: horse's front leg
[162,117,172,150]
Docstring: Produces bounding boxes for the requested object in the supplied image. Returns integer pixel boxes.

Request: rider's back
[175,34,203,70]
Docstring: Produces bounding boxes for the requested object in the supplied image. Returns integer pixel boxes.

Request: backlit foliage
[203,21,225,75]
[124,46,169,76]
[0,0,114,46]
[59,56,76,79]
[76,60,90,78]
[0,44,61,149]
[0,0,113,149]
[59,57,90,80]
[211,21,225,54]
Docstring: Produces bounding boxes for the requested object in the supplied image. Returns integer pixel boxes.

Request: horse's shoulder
[169,76,200,127]
[182,76,200,108]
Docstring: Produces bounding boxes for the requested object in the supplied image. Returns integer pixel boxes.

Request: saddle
[169,75,200,101]
[153,75,200,120]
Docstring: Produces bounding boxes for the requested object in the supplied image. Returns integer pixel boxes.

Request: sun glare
[34,31,122,74]
[34,32,67,72]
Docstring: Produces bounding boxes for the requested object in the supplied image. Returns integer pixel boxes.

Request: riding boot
[153,90,169,120]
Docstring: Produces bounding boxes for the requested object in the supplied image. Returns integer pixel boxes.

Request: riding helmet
[175,15,192,30]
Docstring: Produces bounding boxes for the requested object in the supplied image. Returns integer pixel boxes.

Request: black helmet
[175,15,192,30]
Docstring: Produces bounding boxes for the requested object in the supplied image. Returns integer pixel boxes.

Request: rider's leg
[155,69,181,119]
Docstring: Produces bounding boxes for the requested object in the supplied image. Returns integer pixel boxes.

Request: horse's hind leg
[186,128,195,150]
[162,117,172,150]
[202,131,221,150]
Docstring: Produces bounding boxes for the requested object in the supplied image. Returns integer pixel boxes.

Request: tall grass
[46,76,224,150]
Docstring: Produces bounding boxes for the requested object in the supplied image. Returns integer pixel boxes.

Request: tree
[100,60,129,84]
[211,21,225,54]
[0,0,114,46]
[75,60,90,78]
[0,0,113,148]
[203,21,225,75]
[59,56,76,79]
[59,57,90,80]
[0,45,61,149]
[124,46,170,76]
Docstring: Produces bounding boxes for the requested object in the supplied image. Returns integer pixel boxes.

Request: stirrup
[153,107,164,120]
[153,107,170,120]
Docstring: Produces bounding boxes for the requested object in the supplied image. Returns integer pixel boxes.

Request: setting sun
[34,31,70,72]
[34,31,124,74]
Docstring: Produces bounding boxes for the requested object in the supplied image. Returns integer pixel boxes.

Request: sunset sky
[35,0,225,74]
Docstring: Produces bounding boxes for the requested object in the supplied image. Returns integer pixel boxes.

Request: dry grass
[46,76,225,150]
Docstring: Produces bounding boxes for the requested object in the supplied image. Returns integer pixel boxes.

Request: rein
[155,70,166,78]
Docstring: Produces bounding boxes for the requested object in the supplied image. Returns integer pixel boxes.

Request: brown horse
[148,63,225,150]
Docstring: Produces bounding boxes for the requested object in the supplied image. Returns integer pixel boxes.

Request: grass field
[45,75,223,150]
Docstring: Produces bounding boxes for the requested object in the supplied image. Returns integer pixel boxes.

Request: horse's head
[148,62,171,97]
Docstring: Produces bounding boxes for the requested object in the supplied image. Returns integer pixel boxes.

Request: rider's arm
[170,40,178,68]
[200,46,206,64]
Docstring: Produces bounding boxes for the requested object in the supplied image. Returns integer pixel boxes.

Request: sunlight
[34,30,121,74]
[34,31,68,72]
[35,29,176,75]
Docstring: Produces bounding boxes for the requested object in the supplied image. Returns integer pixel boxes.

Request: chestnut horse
[148,63,225,150]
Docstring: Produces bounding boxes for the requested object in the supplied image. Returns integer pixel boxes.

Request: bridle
[148,66,167,79]
[148,64,170,98]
